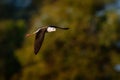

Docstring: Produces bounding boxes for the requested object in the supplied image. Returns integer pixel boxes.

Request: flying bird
[26,26,69,55]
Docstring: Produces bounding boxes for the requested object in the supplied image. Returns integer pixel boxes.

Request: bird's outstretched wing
[34,28,47,55]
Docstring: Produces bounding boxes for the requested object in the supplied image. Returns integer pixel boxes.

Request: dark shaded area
[0,0,43,80]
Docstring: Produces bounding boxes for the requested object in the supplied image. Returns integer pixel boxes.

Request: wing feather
[34,28,47,54]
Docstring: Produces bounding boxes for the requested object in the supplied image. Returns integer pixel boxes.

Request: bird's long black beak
[54,26,69,30]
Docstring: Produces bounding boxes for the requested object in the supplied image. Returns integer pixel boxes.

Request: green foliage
[0,0,120,80]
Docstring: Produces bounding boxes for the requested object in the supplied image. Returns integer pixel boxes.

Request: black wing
[34,28,47,55]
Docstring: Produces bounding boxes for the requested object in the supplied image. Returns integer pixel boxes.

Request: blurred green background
[0,0,120,80]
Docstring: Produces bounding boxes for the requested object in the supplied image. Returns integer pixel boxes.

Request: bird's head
[47,27,56,32]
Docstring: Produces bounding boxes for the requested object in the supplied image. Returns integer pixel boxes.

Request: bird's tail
[25,33,34,38]
[25,33,31,37]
